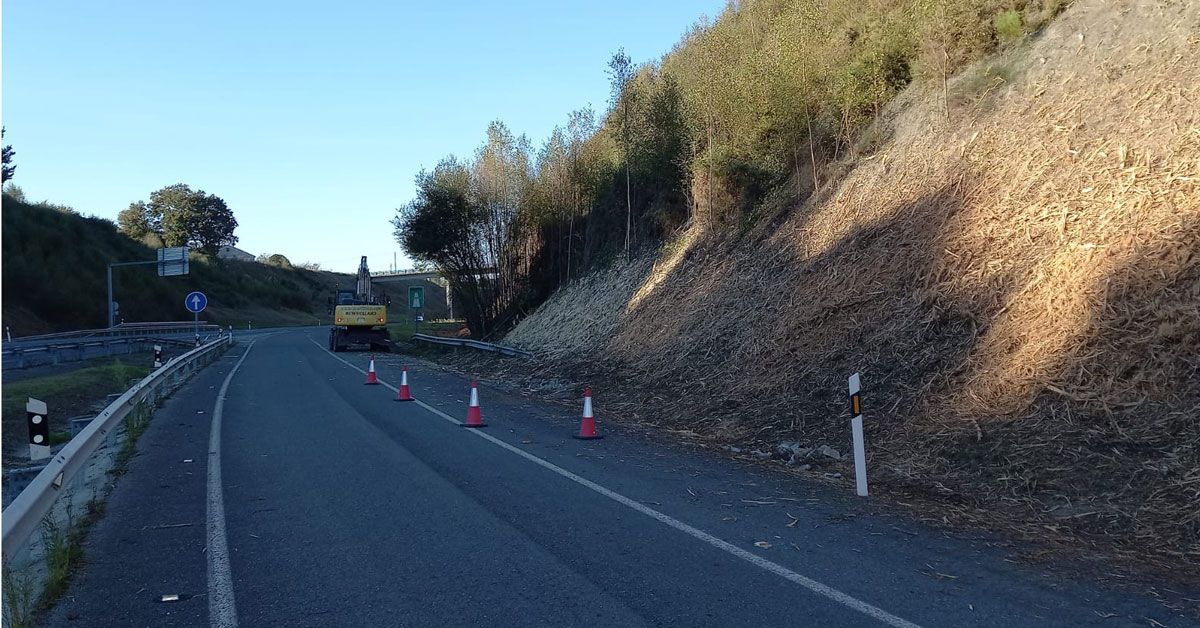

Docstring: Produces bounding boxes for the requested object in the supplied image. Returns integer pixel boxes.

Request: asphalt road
[45,329,1197,627]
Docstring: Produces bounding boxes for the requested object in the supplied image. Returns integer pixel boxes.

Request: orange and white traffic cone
[574,387,602,440]
[463,379,487,428]
[395,364,414,401]
[364,355,379,385]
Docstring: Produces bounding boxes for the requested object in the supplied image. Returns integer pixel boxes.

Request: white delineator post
[27,398,51,462]
[848,372,868,497]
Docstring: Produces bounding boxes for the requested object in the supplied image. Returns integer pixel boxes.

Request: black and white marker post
[848,372,868,497]
[27,397,50,462]
[153,345,163,368]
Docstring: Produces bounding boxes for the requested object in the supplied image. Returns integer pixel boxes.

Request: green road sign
[408,286,425,309]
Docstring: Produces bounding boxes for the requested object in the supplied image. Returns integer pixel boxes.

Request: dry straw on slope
[507,0,1199,573]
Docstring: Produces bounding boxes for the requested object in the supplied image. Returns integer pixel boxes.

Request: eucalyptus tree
[607,48,636,256]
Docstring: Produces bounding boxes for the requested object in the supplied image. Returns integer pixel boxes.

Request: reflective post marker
[27,398,50,461]
[848,373,868,497]
[154,345,163,368]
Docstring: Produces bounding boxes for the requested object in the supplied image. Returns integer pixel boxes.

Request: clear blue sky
[2,1,722,273]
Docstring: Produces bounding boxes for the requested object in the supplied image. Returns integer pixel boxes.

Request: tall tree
[2,127,15,184]
[118,201,154,239]
[129,184,239,254]
[566,107,598,279]
[535,126,570,284]
[608,48,636,256]
[394,158,494,335]
[189,193,238,253]
[472,121,533,317]
[640,71,692,232]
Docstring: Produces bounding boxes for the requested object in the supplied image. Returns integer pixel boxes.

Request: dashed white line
[207,341,257,628]
[308,336,921,628]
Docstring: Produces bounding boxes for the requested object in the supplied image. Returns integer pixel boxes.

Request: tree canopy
[395,0,1063,336]
[2,127,15,184]
[119,184,238,255]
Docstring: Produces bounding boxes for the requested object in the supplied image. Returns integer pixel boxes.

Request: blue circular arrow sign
[185,291,208,313]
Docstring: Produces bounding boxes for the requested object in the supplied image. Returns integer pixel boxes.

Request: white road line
[308,337,921,628]
[208,341,257,628]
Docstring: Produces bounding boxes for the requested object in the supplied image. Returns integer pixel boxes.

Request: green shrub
[993,10,1024,44]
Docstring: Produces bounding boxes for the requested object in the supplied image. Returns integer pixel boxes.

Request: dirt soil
[500,0,1199,587]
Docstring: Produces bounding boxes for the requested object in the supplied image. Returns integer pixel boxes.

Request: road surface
[45,329,1196,627]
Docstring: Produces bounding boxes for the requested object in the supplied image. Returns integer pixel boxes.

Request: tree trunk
[625,163,632,257]
[623,99,632,258]
[568,186,576,280]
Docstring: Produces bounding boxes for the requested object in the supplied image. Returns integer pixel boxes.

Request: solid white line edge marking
[308,337,921,628]
[208,340,257,628]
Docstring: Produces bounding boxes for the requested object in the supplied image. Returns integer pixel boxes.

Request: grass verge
[112,401,152,475]
[386,318,465,341]
[1,361,150,456]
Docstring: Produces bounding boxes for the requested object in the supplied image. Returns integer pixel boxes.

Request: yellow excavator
[328,256,390,352]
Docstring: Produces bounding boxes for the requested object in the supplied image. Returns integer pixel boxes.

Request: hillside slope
[1,198,355,334]
[506,0,1198,571]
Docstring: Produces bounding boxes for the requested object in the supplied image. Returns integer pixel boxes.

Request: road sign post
[185,291,208,344]
[106,247,189,327]
[409,286,425,335]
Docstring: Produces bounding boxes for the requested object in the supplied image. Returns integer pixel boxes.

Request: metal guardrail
[7,321,218,345]
[1,334,232,568]
[1,333,220,369]
[410,333,534,358]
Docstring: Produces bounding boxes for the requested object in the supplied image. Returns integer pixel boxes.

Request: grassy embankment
[1,195,358,335]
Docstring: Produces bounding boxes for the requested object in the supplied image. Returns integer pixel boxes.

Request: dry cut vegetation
[506,0,1199,578]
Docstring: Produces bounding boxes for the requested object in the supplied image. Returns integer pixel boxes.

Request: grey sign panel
[157,247,190,276]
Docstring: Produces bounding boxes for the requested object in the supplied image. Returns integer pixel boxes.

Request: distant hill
[0,195,373,334]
